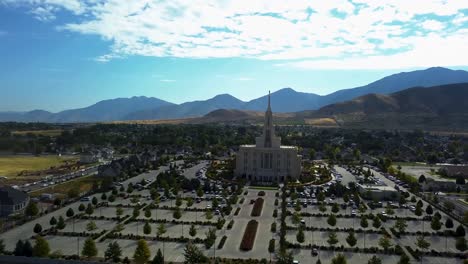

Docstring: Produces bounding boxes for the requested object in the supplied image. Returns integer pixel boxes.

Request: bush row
[105,233,206,243]
[218,235,228,249]
[251,198,264,217]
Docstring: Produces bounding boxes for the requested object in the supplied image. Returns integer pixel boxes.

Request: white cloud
[236,77,254,81]
[4,0,468,69]
[159,79,176,82]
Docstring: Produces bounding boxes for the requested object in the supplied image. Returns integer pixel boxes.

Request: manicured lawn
[0,155,77,178]
[30,175,100,198]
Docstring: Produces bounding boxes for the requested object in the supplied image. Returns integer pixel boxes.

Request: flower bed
[240,220,259,251]
[218,235,228,249]
[234,207,241,216]
[251,198,264,217]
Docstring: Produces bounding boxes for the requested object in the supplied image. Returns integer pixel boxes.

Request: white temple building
[235,92,301,182]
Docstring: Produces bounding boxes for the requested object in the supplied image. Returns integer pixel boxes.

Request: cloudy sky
[1,0,467,111]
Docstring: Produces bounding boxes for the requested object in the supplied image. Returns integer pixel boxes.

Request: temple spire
[267,90,271,111]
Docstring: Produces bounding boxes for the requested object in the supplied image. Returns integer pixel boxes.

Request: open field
[0,155,78,178]
[11,129,64,137]
[30,175,100,198]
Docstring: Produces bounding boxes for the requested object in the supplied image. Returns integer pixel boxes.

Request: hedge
[240,220,259,251]
[251,198,264,217]
[218,235,228,249]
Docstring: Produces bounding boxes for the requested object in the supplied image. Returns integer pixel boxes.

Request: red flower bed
[250,198,264,217]
[239,220,259,251]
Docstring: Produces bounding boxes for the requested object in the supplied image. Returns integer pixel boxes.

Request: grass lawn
[0,155,78,178]
[30,175,100,198]
[12,129,63,137]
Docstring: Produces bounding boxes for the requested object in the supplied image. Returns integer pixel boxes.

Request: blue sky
[1,0,467,112]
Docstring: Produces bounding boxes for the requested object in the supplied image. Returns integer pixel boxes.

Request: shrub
[234,208,241,216]
[258,191,266,196]
[271,222,277,232]
[218,236,227,249]
[227,220,234,230]
[240,220,259,251]
[251,198,264,217]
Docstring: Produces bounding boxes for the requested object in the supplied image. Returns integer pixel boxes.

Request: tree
[425,205,433,215]
[101,193,107,200]
[25,202,39,217]
[14,240,24,256]
[368,256,382,264]
[415,235,430,251]
[373,216,381,228]
[105,241,122,263]
[418,175,426,183]
[33,236,50,257]
[85,204,94,215]
[152,248,164,264]
[92,197,98,205]
[394,219,407,234]
[133,207,140,218]
[173,206,182,219]
[397,253,411,264]
[415,205,422,216]
[331,253,347,264]
[327,231,339,245]
[157,223,166,236]
[82,237,98,258]
[86,221,97,231]
[143,221,152,235]
[360,215,369,228]
[379,235,392,251]
[456,225,466,237]
[56,216,66,230]
[319,202,327,212]
[78,203,85,212]
[116,206,124,218]
[456,176,466,185]
[183,242,208,264]
[296,227,305,243]
[292,212,301,225]
[346,231,357,247]
[445,218,454,229]
[327,214,337,226]
[176,196,183,207]
[189,224,197,237]
[0,239,4,254]
[17,240,32,257]
[332,203,339,213]
[66,208,74,218]
[133,239,151,264]
[276,250,294,264]
[145,208,151,218]
[431,216,442,231]
[456,237,467,251]
[204,228,217,249]
[33,223,42,234]
[49,216,57,226]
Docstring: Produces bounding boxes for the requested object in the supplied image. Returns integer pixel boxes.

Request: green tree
[431,216,442,231]
[23,240,33,257]
[373,216,381,228]
[145,208,151,218]
[152,248,164,264]
[319,202,327,212]
[56,216,66,230]
[379,235,392,251]
[296,227,305,243]
[332,203,339,213]
[186,197,194,207]
[133,207,140,218]
[116,206,124,218]
[456,225,466,237]
[294,201,301,212]
[426,205,433,215]
[189,224,197,237]
[25,202,39,217]
[331,253,347,264]
[415,235,430,251]
[183,242,208,264]
[133,239,151,264]
[104,241,122,263]
[204,228,217,249]
[173,206,182,219]
[85,204,94,215]
[445,218,454,229]
[327,214,337,226]
[360,215,368,228]
[394,219,407,234]
[0,239,4,254]
[92,197,98,205]
[32,236,50,257]
[327,231,339,245]
[86,221,97,232]
[176,196,183,207]
[101,193,107,200]
[143,221,152,235]
[82,237,98,258]
[346,231,357,247]
[78,203,85,212]
[397,253,411,264]
[368,255,382,264]
[456,237,467,251]
[415,205,423,216]
[157,223,166,236]
[14,240,24,256]
[66,208,74,217]
[49,216,57,226]
[33,223,42,234]
[276,250,294,264]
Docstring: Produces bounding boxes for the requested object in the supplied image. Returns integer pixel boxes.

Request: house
[440,165,468,179]
[0,186,30,217]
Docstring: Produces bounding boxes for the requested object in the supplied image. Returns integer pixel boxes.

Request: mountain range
[1,67,468,123]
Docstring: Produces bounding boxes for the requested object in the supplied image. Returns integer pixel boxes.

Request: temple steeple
[255,91,281,148]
